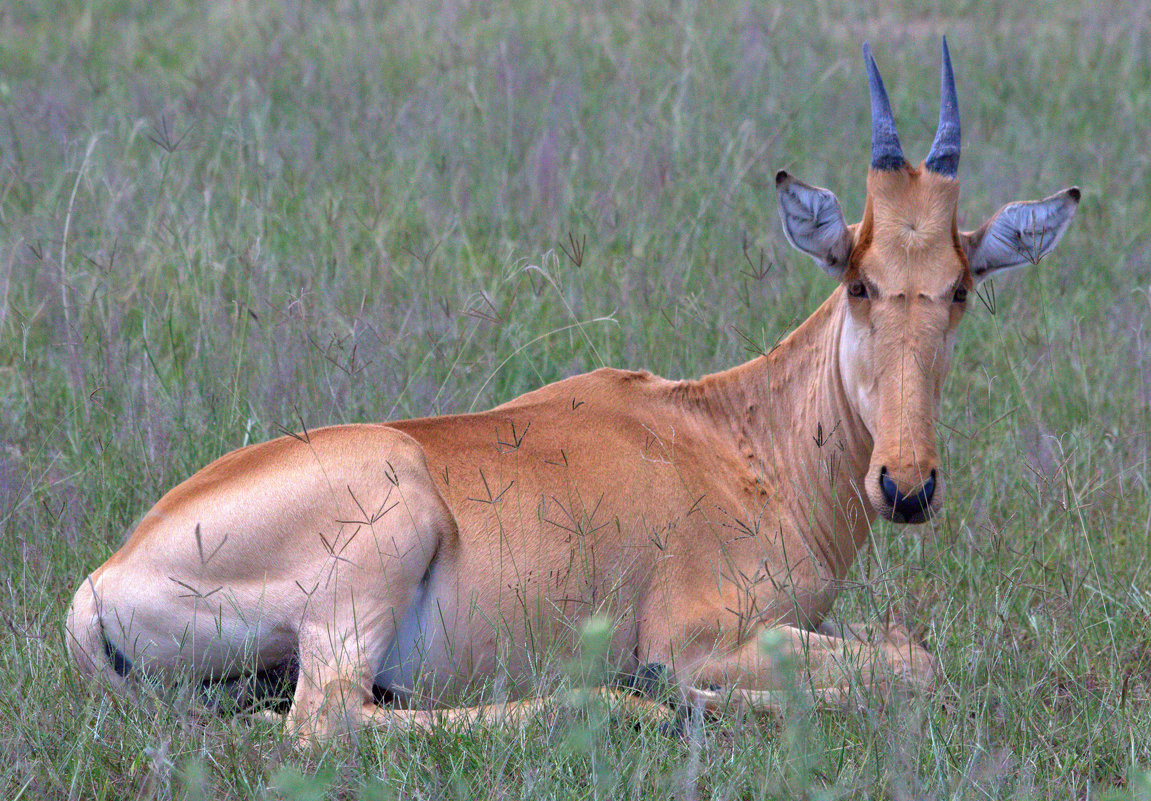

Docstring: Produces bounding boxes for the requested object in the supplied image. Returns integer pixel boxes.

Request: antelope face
[837,167,967,523]
[776,40,1079,524]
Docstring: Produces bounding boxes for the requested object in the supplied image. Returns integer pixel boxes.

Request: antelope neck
[686,289,876,580]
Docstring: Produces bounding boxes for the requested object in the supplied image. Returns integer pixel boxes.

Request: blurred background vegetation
[1,0,1149,797]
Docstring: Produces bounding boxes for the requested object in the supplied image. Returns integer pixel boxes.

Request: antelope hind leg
[286,658,676,741]
[362,690,674,731]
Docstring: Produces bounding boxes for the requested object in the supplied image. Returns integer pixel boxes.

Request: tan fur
[849,166,969,514]
[66,57,1077,743]
[66,284,937,741]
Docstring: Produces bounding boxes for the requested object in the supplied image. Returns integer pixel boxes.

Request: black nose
[879,467,936,523]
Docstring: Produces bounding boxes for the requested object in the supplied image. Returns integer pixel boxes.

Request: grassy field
[2,0,1150,797]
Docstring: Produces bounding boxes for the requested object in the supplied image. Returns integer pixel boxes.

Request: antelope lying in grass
[67,41,1079,741]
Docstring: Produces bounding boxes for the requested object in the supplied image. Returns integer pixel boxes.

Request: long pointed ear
[962,187,1080,283]
[776,170,853,278]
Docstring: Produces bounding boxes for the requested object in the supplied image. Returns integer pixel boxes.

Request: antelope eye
[953,285,968,304]
[847,280,869,299]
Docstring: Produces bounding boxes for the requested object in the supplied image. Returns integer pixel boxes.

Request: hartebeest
[67,41,1079,741]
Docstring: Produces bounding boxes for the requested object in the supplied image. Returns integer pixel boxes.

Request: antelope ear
[776,170,853,278]
[962,187,1080,283]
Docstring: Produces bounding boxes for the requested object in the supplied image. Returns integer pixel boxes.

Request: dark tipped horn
[864,42,905,171]
[925,37,960,177]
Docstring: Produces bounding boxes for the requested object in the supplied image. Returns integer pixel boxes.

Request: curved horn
[925,37,961,177]
[864,42,905,171]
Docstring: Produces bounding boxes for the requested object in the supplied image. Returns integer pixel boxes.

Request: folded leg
[677,622,938,716]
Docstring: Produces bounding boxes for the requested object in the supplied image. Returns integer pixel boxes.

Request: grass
[2,0,1150,797]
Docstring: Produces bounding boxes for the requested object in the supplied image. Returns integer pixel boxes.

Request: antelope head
[776,40,1079,524]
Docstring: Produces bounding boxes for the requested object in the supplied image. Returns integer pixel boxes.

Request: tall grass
[2,0,1149,797]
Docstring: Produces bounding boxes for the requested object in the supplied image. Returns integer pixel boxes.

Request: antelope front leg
[680,623,938,716]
